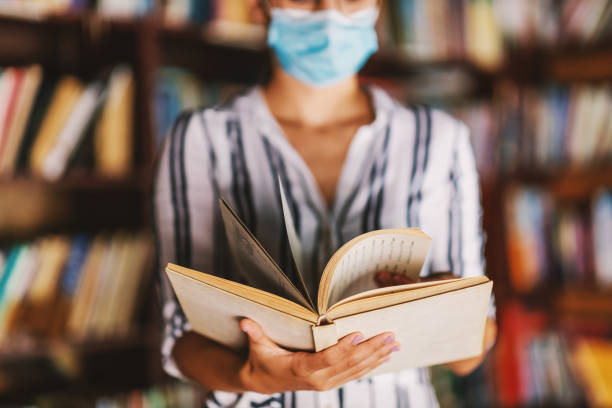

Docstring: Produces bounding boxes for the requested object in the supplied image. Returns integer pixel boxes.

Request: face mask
[267,7,379,87]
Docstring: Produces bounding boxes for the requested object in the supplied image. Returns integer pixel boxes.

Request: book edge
[166,263,318,323]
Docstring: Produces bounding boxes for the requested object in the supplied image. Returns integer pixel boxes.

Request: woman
[154,0,497,406]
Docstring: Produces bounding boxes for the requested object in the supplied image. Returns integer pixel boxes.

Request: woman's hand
[238,318,400,394]
[373,270,498,377]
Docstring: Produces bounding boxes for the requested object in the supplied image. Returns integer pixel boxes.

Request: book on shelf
[504,187,550,293]
[0,231,151,344]
[167,181,493,376]
[592,190,612,287]
[495,302,562,406]
[493,0,612,46]
[94,66,134,178]
[0,65,42,174]
[15,71,58,173]
[29,75,85,177]
[42,80,106,181]
[572,337,612,407]
[0,68,24,165]
[495,83,612,173]
[493,301,612,406]
[385,0,503,68]
[0,0,156,19]
[0,65,135,180]
[504,187,612,292]
[163,0,260,26]
[97,0,154,17]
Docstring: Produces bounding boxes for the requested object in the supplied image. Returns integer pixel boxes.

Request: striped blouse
[153,85,492,408]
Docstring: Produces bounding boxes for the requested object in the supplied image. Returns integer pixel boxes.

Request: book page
[318,230,431,313]
[328,277,463,312]
[278,178,314,307]
[326,276,488,320]
[219,198,311,309]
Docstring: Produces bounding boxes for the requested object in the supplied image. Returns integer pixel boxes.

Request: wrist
[238,361,282,394]
[237,361,254,392]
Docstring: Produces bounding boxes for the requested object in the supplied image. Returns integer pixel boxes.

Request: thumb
[240,318,283,352]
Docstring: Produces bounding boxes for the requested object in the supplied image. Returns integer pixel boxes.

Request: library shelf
[497,165,612,200]
[0,333,152,363]
[0,170,152,191]
[501,40,612,83]
[547,42,612,82]
[2,11,612,78]
[555,288,612,317]
[0,171,151,238]
[3,12,611,90]
[0,336,163,404]
[0,196,150,247]
[0,12,496,87]
[0,13,147,70]
[500,286,612,318]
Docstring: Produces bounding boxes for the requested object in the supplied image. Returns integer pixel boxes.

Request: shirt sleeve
[422,114,495,319]
[452,121,496,319]
[152,110,219,378]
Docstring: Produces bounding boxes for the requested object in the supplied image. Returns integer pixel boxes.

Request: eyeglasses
[268,0,379,15]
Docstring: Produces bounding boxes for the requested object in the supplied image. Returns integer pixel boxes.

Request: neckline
[250,85,392,219]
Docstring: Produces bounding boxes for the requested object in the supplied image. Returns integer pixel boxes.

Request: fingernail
[384,335,394,344]
[392,345,400,352]
[383,357,391,363]
[352,335,363,345]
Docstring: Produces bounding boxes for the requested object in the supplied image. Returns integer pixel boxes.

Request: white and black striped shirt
[153,85,493,408]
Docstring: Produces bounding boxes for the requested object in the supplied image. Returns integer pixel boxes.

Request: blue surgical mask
[267,7,379,87]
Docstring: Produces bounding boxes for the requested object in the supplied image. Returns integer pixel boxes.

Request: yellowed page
[278,177,314,307]
[333,281,492,376]
[220,198,311,309]
[166,267,316,351]
[319,229,432,313]
[326,276,488,320]
[327,277,464,313]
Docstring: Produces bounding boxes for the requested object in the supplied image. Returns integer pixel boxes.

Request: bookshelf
[0,11,162,405]
[498,42,612,84]
[0,2,611,406]
[499,167,612,200]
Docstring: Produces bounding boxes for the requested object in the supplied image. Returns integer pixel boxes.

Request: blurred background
[0,0,611,406]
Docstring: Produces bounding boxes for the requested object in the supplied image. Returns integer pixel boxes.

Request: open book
[166,183,493,376]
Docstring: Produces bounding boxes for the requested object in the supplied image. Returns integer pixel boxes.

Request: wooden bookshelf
[501,40,612,84]
[0,251,162,402]
[0,337,159,404]
[497,166,612,200]
[0,12,160,405]
[555,288,612,318]
[548,43,612,82]
[0,172,150,190]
